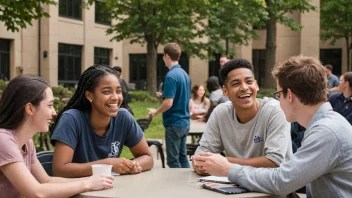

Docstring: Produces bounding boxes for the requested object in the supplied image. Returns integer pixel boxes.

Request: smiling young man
[192,58,292,175]
[195,56,352,197]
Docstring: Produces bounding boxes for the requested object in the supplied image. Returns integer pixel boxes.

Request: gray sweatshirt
[228,103,352,197]
[195,97,293,166]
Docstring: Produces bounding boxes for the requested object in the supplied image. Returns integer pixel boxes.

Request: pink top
[0,129,37,198]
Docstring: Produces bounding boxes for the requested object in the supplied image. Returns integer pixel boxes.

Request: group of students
[1,52,352,198]
[191,56,352,197]
[0,65,153,197]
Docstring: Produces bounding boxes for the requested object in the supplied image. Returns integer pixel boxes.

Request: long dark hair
[50,64,118,132]
[0,75,49,129]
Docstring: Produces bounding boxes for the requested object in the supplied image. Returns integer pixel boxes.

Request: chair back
[37,151,54,176]
[136,118,152,132]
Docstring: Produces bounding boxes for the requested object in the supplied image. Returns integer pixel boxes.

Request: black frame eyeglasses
[273,89,287,100]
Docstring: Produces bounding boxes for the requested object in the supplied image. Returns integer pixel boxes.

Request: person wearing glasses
[192,58,293,175]
[194,55,352,197]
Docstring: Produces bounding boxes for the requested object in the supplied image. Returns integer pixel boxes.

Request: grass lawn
[120,101,164,159]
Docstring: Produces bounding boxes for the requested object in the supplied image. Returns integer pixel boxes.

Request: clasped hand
[192,152,232,176]
[111,158,142,175]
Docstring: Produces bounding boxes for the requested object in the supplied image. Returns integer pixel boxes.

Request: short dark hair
[51,64,118,132]
[206,76,221,92]
[324,64,333,71]
[343,72,352,88]
[272,55,327,105]
[164,43,181,61]
[113,66,122,73]
[0,75,50,129]
[219,58,254,84]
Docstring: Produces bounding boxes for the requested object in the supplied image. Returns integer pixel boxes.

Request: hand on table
[192,152,232,177]
[85,174,114,191]
[111,158,134,175]
[128,160,142,174]
[191,155,209,176]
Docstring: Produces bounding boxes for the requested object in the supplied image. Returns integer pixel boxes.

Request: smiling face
[223,68,258,111]
[86,74,123,118]
[197,85,206,98]
[32,87,57,132]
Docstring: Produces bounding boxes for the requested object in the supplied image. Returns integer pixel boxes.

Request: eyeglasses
[273,89,287,100]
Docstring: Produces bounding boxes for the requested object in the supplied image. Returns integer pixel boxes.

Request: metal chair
[36,151,54,176]
[137,118,165,168]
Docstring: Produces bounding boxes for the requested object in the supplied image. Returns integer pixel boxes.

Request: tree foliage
[321,0,352,71]
[88,0,267,93]
[0,0,56,32]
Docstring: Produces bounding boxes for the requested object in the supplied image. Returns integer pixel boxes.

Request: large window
[208,53,221,78]
[0,39,10,80]
[94,47,110,65]
[252,49,266,87]
[58,43,82,87]
[95,1,111,25]
[320,48,342,76]
[59,0,82,20]
[129,53,189,90]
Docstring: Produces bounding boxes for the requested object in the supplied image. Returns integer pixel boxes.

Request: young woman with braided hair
[50,65,153,178]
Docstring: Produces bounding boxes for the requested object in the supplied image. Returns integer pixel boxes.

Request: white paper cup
[92,164,112,176]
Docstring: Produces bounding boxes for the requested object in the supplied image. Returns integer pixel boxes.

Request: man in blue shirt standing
[324,64,339,95]
[148,43,191,168]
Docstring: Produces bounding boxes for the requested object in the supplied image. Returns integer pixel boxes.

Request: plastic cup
[92,164,112,176]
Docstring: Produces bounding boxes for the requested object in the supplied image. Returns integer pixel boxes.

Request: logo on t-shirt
[254,136,264,143]
[108,141,120,158]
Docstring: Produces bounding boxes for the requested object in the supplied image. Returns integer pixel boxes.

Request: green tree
[262,0,316,88]
[89,0,266,93]
[0,0,56,32]
[321,0,352,71]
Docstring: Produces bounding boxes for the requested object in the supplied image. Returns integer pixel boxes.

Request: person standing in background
[113,66,133,115]
[324,64,339,94]
[148,43,191,168]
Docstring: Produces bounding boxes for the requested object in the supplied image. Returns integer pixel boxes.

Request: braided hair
[50,64,118,132]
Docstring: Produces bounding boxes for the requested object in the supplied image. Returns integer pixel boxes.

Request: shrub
[130,91,159,103]
[257,88,275,98]
[52,86,74,99]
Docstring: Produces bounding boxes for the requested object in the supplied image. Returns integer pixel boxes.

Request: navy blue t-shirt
[50,108,144,163]
[329,93,352,125]
[162,64,191,127]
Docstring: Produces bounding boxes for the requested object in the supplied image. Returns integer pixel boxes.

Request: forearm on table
[48,176,87,183]
[53,158,113,178]
[34,180,89,197]
[133,154,154,171]
[226,156,278,168]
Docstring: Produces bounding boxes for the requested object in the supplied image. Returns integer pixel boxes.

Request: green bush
[130,91,159,103]
[257,88,276,98]
[52,86,74,99]
[0,80,9,92]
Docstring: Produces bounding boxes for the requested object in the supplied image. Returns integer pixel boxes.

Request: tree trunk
[263,1,277,89]
[146,37,158,94]
[346,36,351,71]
